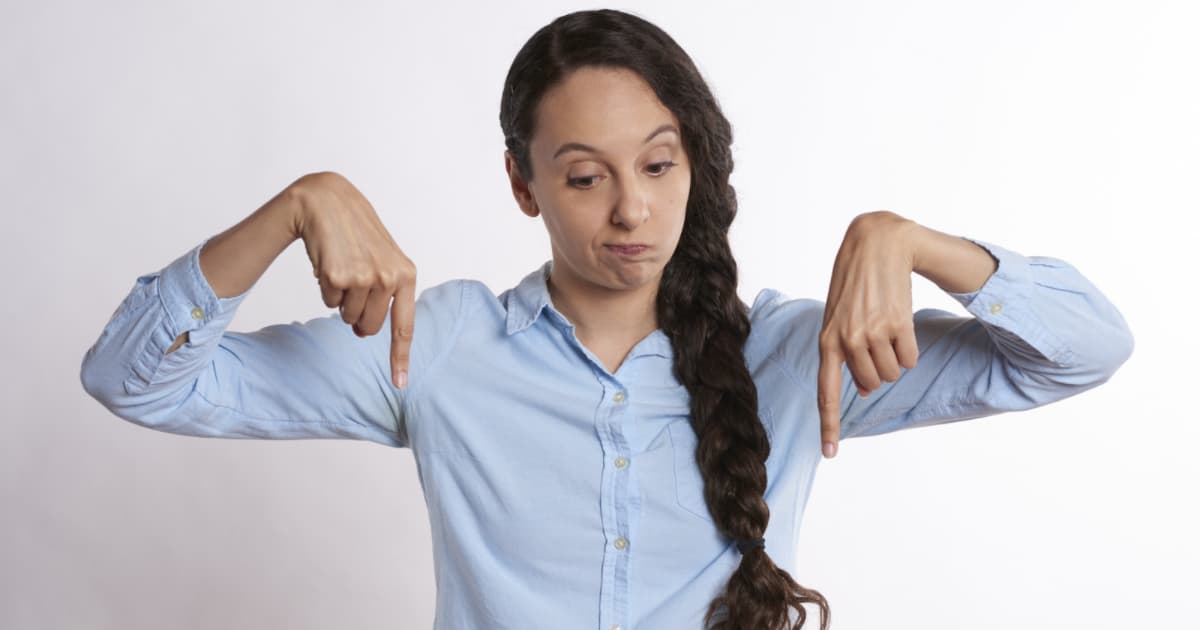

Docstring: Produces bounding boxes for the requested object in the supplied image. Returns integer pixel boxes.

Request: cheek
[668,181,690,227]
[666,168,690,206]
[543,206,597,246]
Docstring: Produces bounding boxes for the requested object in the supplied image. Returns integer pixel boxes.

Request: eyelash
[567,161,678,189]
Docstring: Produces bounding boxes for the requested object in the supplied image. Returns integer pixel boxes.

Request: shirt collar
[505,260,557,336]
[504,259,673,359]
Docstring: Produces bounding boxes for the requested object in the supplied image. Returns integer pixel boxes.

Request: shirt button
[191,306,205,320]
[612,391,626,403]
[609,625,621,630]
[613,536,628,550]
[989,303,1002,314]
[614,456,628,469]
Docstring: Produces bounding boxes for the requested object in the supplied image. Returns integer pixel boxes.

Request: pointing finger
[817,341,843,458]
[391,280,415,388]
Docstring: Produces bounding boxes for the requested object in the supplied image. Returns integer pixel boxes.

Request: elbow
[80,349,180,431]
[1055,323,1135,390]
[1092,293,1136,382]
[1105,324,1135,381]
[79,345,134,411]
[79,346,115,407]
[1094,312,1135,381]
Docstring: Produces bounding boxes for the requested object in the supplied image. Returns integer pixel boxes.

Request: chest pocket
[668,408,776,522]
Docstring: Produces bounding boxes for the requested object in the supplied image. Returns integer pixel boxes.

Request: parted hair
[498,9,830,630]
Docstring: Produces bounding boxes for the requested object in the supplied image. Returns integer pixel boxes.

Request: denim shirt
[80,235,1133,630]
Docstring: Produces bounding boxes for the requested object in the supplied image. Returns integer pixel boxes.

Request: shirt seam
[400,279,472,424]
[181,387,403,446]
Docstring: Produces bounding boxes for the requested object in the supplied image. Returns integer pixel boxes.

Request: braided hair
[499,9,830,629]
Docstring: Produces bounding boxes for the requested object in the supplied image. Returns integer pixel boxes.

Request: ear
[505,151,539,218]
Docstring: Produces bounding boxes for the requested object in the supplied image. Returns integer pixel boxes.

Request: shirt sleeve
[752,237,1135,440]
[79,236,467,448]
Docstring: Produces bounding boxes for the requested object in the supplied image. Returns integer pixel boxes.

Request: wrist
[903,220,932,274]
[278,178,313,241]
[849,210,925,271]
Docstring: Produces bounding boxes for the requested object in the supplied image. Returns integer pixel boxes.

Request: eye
[567,161,678,190]
[647,160,678,175]
[567,174,601,189]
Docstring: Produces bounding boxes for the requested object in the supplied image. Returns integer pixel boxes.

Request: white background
[2,1,1194,628]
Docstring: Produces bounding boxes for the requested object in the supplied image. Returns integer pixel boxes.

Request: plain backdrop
[2,1,1195,628]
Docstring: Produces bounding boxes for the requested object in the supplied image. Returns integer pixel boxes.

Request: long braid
[657,97,829,630]
[500,9,831,628]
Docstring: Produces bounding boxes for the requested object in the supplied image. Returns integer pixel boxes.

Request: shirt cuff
[157,236,252,345]
[943,236,1071,366]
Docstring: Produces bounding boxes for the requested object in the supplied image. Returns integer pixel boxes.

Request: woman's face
[505,65,692,297]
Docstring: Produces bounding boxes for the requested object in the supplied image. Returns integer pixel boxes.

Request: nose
[611,177,650,228]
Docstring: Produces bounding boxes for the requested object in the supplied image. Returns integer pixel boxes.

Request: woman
[80,9,1134,630]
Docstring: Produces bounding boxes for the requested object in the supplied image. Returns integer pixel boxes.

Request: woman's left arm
[812,211,1135,457]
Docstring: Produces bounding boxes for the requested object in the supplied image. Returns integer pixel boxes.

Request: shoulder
[414,278,494,313]
[745,288,826,374]
[412,277,510,332]
[397,278,494,380]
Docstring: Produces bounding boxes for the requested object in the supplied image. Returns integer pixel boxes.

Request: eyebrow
[552,123,679,160]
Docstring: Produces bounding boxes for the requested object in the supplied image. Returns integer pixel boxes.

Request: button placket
[599,380,633,630]
[609,388,631,554]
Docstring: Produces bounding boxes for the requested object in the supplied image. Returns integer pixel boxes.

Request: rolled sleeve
[943,237,1073,368]
[125,236,252,395]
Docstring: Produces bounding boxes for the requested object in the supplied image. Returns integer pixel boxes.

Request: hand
[817,211,923,458]
[292,172,416,389]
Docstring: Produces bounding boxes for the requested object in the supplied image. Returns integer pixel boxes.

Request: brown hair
[499,9,830,630]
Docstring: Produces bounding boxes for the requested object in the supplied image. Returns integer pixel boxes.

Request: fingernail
[394,369,407,388]
[823,441,836,458]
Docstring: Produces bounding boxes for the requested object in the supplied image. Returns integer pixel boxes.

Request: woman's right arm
[79,172,455,448]
[165,177,303,354]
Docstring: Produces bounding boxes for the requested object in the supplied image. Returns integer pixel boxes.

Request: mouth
[605,244,648,257]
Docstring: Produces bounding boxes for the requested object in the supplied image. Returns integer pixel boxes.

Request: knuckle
[325,271,348,288]
[844,331,867,348]
[312,170,345,186]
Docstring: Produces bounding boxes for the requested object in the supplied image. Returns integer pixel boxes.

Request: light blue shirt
[81,235,1134,630]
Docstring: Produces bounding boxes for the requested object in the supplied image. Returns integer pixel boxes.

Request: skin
[500,66,1000,461]
[817,212,999,458]
[504,66,692,374]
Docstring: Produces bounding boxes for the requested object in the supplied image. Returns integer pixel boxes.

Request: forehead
[532,66,679,153]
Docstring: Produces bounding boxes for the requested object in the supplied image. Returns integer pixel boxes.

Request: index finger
[817,342,843,458]
[390,280,415,388]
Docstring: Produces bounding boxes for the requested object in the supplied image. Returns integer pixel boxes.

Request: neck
[546,264,660,346]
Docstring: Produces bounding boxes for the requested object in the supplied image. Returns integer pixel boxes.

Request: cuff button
[989,303,1002,314]
[191,306,205,320]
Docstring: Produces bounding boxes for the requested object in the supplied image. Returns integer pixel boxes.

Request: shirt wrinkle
[79,235,1134,630]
